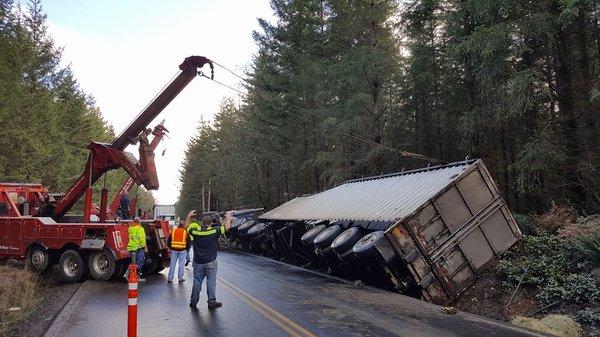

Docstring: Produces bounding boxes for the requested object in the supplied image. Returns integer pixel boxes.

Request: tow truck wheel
[59,250,87,283]
[142,255,161,275]
[88,249,116,281]
[153,257,165,273]
[27,245,50,273]
[109,261,126,280]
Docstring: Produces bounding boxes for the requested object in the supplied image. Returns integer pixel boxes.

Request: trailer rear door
[387,160,521,304]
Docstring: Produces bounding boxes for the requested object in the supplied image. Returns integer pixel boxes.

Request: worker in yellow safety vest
[167,222,192,283]
[126,216,147,282]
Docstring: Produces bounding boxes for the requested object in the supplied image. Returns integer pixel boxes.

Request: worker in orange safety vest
[167,221,192,283]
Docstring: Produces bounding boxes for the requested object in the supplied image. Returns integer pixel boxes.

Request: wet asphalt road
[49,251,542,337]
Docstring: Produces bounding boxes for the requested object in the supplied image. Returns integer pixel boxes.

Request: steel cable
[206,62,445,164]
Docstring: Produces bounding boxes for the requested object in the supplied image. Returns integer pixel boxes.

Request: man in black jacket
[185,210,232,310]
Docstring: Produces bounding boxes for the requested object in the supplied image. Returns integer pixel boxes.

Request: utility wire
[212,62,386,143]
[211,60,246,82]
[200,73,383,150]
[206,62,445,164]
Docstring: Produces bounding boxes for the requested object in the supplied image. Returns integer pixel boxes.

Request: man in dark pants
[119,192,131,220]
[185,210,232,310]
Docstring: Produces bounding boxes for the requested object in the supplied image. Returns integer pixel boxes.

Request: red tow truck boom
[0,56,213,283]
[106,121,169,220]
[53,56,213,220]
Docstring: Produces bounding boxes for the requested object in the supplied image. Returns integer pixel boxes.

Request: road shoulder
[42,281,95,337]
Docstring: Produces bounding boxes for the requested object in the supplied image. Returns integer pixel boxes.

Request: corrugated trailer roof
[260,160,475,222]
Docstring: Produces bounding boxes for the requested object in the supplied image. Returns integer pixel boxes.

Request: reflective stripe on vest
[171,228,187,249]
[190,227,217,236]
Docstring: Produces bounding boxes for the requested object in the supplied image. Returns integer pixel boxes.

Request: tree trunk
[554,21,587,206]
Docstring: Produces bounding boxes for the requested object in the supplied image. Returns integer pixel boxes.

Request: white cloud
[47,1,273,205]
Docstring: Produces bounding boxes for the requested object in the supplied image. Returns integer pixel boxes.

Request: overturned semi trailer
[257,159,521,304]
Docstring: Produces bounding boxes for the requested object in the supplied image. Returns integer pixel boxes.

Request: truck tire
[59,250,87,283]
[231,218,245,231]
[88,249,116,281]
[238,220,256,234]
[110,261,126,280]
[301,225,326,245]
[27,245,50,273]
[248,222,268,236]
[142,255,163,275]
[154,257,165,273]
[313,225,342,249]
[331,227,362,254]
[353,231,385,258]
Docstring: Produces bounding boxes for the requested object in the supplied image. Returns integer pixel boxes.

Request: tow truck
[0,56,213,283]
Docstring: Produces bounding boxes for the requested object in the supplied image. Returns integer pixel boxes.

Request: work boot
[207,301,222,310]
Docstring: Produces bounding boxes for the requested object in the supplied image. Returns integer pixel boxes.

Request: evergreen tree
[176,0,600,214]
[0,0,150,213]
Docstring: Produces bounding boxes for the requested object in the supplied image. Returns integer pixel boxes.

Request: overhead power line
[202,61,445,164]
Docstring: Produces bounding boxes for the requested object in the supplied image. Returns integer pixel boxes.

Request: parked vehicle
[154,204,176,229]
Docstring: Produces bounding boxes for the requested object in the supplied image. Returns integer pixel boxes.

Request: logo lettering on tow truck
[114,231,123,248]
[0,245,20,250]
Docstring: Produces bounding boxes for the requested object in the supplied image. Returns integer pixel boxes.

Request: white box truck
[153,204,176,228]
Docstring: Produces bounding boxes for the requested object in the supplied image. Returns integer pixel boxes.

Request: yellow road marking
[220,282,301,337]
[218,276,316,337]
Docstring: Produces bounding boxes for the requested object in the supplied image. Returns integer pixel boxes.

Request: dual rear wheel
[59,249,88,283]
[28,246,163,283]
[88,249,118,281]
[27,246,92,283]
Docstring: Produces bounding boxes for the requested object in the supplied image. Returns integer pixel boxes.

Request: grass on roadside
[512,315,582,337]
[0,265,39,336]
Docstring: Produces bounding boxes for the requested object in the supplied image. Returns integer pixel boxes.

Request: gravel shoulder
[5,266,81,337]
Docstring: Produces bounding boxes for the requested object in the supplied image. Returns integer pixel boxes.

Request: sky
[38,0,275,204]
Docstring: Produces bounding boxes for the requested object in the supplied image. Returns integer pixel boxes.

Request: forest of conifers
[0,1,154,209]
[1,0,598,216]
[178,0,600,215]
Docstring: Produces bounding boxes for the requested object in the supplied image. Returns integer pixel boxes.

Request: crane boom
[52,56,213,220]
[112,56,213,150]
[107,122,168,218]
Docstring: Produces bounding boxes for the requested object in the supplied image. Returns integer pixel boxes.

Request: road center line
[218,276,316,337]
